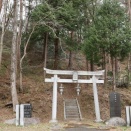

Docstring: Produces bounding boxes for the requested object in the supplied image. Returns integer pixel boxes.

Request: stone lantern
[59,84,64,95]
[75,84,81,96]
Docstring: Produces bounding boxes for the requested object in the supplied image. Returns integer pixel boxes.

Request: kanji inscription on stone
[109,92,121,117]
[24,104,32,118]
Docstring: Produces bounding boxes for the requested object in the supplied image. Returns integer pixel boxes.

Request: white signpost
[16,104,24,126]
[44,68,105,123]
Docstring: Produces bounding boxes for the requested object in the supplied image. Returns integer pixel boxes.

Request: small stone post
[16,105,20,126]
[20,104,24,126]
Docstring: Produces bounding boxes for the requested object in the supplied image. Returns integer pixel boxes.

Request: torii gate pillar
[49,74,58,123]
[92,75,102,122]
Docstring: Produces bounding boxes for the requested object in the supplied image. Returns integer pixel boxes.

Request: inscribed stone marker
[109,92,121,117]
[24,104,32,118]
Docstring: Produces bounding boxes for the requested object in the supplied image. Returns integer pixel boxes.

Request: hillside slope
[0,63,131,123]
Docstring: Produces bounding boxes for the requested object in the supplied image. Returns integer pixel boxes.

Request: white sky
[0,0,35,23]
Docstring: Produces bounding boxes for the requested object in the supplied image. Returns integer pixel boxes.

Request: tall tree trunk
[43,32,48,65]
[20,26,36,93]
[54,30,59,69]
[86,59,90,80]
[90,57,94,71]
[101,50,105,69]
[68,50,73,69]
[23,0,30,33]
[0,0,6,68]
[128,0,131,18]
[0,0,2,11]
[108,54,112,71]
[112,57,116,91]
[127,0,131,88]
[43,32,48,81]
[86,59,90,71]
[128,53,131,87]
[11,0,19,112]
[115,57,118,75]
[68,31,74,69]
[17,0,23,91]
[104,52,107,88]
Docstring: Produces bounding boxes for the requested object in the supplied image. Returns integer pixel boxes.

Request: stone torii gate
[44,68,105,123]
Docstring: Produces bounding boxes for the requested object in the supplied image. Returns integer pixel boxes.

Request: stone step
[65,109,79,112]
[65,110,79,112]
[66,113,79,116]
[66,113,79,115]
[66,111,78,113]
[65,102,77,104]
[66,116,80,118]
[65,118,80,121]
[65,104,77,106]
[65,100,77,102]
[65,101,77,103]
[65,111,79,113]
[65,106,78,108]
[64,99,81,120]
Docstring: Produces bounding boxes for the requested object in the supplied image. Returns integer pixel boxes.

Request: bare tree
[112,57,116,90]
[127,0,131,87]
[20,25,36,91]
[11,0,19,111]
[0,0,13,68]
[68,31,74,69]
[23,0,32,33]
[0,0,2,11]
[0,0,7,68]
[15,0,23,92]
[54,30,59,69]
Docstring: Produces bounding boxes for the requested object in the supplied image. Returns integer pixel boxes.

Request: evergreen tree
[83,0,131,89]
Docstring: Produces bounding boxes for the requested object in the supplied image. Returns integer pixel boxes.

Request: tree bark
[112,57,116,91]
[108,54,112,71]
[68,50,73,69]
[86,59,90,80]
[127,0,131,88]
[115,57,118,75]
[11,0,19,112]
[43,32,48,65]
[0,0,2,11]
[68,31,74,69]
[43,32,48,81]
[20,25,36,93]
[104,52,107,88]
[90,58,94,71]
[101,51,104,69]
[0,0,6,68]
[16,0,23,92]
[23,0,30,33]
[86,59,90,71]
[54,30,59,69]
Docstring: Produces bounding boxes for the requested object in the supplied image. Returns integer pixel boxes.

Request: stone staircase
[64,98,82,120]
